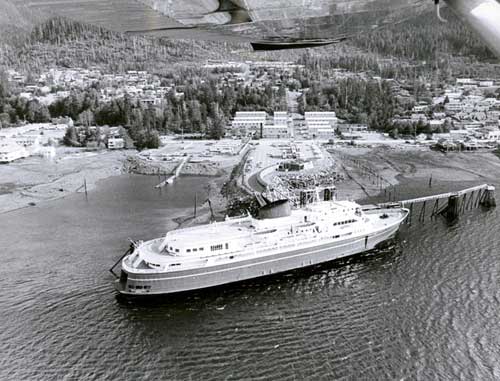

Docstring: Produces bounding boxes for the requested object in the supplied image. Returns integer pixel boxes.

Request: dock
[379,184,496,224]
[155,156,190,188]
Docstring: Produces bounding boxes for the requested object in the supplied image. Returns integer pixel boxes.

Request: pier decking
[379,184,496,224]
[155,156,191,188]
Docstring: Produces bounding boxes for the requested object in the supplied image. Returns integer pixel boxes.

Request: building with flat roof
[231,111,268,137]
[273,111,288,126]
[262,125,290,139]
[305,112,338,138]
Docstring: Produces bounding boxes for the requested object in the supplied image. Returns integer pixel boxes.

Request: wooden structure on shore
[380,184,496,224]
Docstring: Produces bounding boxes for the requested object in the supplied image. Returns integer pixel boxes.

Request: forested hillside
[0,6,497,75]
[351,8,496,62]
[0,17,245,73]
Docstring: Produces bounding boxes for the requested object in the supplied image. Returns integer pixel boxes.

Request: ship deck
[123,207,408,274]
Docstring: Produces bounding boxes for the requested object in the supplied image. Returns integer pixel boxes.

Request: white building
[457,78,475,85]
[273,111,288,126]
[429,120,445,128]
[480,128,500,141]
[445,102,463,112]
[479,80,494,87]
[262,125,290,139]
[108,138,125,149]
[413,105,428,112]
[305,112,338,138]
[338,124,369,134]
[309,127,337,139]
[231,111,268,136]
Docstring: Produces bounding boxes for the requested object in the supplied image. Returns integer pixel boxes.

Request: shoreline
[331,146,500,201]
[0,146,237,215]
[2,145,500,219]
[0,149,129,214]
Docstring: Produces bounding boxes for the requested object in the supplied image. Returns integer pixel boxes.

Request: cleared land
[0,148,127,214]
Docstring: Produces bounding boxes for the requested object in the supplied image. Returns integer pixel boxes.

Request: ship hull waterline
[115,213,407,296]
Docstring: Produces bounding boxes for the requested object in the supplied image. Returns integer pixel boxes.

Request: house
[479,80,494,87]
[108,138,125,149]
[478,128,500,141]
[413,105,428,113]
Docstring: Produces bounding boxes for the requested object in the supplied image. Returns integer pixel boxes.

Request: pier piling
[194,193,197,217]
[446,195,460,221]
[382,184,495,225]
[480,186,496,207]
[84,178,88,202]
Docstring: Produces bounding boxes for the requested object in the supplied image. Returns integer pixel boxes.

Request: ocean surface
[1,174,500,380]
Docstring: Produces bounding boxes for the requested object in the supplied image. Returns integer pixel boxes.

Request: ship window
[199,247,204,251]
[211,244,223,251]
[175,249,179,253]
[225,243,229,249]
[187,249,191,253]
[193,248,197,252]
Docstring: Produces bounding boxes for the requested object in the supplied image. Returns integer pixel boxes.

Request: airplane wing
[11,0,432,48]
[9,0,500,56]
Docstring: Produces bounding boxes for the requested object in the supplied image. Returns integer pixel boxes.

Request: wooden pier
[379,184,496,224]
[155,156,190,188]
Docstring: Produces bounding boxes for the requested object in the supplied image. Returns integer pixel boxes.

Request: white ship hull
[115,210,406,296]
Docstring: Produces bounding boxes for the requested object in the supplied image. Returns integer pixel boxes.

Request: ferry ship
[114,198,408,295]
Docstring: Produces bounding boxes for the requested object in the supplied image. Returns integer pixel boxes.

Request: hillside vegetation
[0,5,498,76]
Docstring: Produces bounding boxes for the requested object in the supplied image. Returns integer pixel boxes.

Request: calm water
[1,174,500,380]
